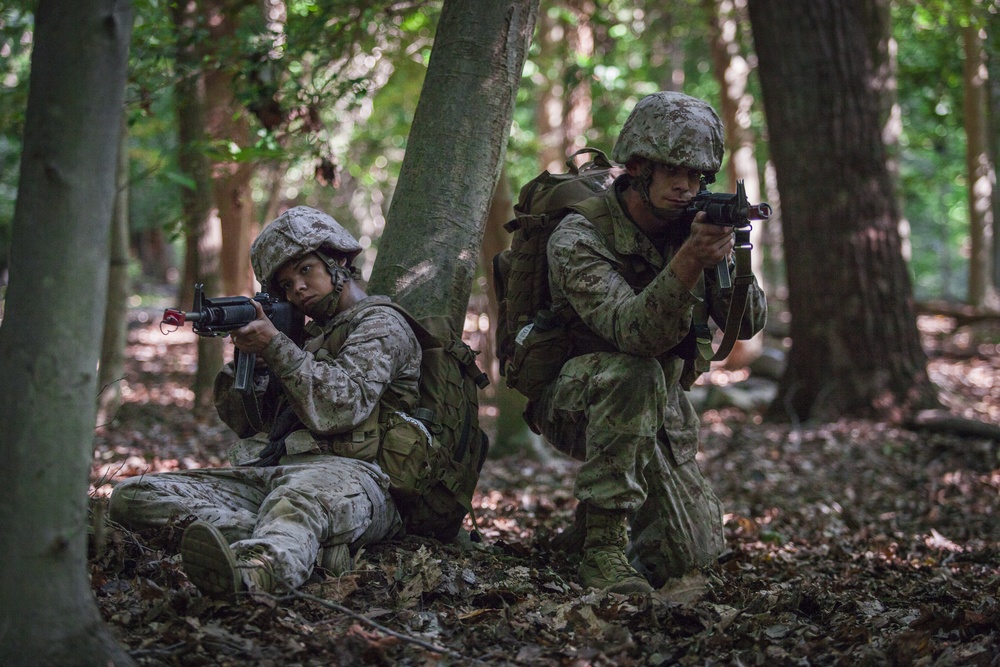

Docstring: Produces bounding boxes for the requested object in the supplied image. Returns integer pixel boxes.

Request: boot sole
[181,521,242,598]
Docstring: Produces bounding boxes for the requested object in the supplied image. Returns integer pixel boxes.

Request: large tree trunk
[704,0,765,369]
[97,115,132,425]
[0,2,135,665]
[174,0,225,415]
[962,20,1000,310]
[748,0,938,421]
[204,0,257,297]
[369,0,540,332]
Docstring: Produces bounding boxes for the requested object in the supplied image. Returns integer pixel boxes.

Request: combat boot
[578,510,653,595]
[550,502,587,555]
[181,521,274,598]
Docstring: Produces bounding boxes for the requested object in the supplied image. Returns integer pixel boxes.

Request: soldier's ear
[624,156,646,177]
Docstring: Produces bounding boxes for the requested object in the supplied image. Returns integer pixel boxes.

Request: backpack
[379,305,490,541]
[492,148,622,399]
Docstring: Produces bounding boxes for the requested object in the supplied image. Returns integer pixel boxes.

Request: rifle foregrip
[234,349,256,396]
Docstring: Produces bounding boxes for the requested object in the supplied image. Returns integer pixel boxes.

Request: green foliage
[894,1,972,300]
[0,0,992,305]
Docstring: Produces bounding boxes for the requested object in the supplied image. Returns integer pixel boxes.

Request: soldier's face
[275,253,336,317]
[647,163,701,209]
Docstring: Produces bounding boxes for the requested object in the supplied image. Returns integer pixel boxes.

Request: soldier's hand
[669,212,735,289]
[231,300,279,354]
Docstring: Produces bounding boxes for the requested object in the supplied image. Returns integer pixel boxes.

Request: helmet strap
[631,160,685,223]
[313,254,356,321]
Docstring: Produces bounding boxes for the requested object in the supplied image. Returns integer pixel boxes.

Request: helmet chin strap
[312,258,355,322]
[632,162,685,223]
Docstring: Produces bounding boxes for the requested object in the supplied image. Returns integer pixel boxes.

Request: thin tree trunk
[0,1,135,664]
[97,115,132,425]
[204,0,257,297]
[748,0,938,421]
[174,0,225,414]
[704,0,765,368]
[962,19,1000,310]
[369,0,540,331]
[987,7,1000,290]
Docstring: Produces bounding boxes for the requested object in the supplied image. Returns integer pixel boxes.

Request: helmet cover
[251,206,362,290]
[611,92,724,174]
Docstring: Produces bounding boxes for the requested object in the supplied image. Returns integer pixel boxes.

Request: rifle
[682,179,771,291]
[161,284,305,396]
[680,180,770,363]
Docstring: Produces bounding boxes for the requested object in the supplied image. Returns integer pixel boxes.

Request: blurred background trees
[0,0,997,431]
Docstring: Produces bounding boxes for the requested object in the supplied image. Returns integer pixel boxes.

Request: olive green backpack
[327,299,490,542]
[492,148,622,400]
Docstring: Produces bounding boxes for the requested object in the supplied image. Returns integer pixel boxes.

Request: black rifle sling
[696,231,753,362]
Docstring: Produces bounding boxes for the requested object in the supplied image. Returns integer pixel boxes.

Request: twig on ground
[264,586,485,664]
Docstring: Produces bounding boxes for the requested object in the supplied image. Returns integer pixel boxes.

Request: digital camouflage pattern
[109,210,423,591]
[611,91,725,174]
[531,182,766,585]
[251,206,363,291]
[217,298,421,449]
[109,456,400,589]
[110,302,421,588]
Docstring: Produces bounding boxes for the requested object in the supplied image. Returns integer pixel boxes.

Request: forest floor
[89,310,1000,666]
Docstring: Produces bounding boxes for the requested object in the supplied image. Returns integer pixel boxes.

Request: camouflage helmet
[611,92,724,174]
[251,206,362,290]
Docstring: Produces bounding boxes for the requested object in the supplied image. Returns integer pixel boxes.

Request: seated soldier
[109,206,423,597]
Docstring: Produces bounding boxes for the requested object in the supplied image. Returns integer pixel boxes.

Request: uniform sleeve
[258,307,420,435]
[548,215,701,356]
[213,363,279,438]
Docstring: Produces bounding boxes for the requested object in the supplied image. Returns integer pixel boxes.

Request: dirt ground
[89,313,1000,666]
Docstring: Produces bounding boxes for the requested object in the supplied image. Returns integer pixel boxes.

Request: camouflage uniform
[530,92,767,588]
[109,207,420,591]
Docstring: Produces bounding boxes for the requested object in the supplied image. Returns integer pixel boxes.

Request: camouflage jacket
[215,296,421,459]
[548,178,767,369]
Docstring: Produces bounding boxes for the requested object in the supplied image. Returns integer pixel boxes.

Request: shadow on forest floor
[90,313,1000,666]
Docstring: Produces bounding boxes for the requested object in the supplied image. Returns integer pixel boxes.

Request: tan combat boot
[181,521,274,598]
[578,510,653,595]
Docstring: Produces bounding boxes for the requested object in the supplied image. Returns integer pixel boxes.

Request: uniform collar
[605,178,666,269]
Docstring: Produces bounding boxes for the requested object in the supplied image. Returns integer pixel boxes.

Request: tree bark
[987,7,1000,290]
[174,0,225,415]
[369,0,540,332]
[204,0,257,297]
[0,1,136,665]
[704,0,765,368]
[97,115,132,425]
[748,0,938,421]
[961,19,1000,310]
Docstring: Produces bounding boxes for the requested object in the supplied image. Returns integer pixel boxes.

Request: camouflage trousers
[108,453,401,589]
[531,352,725,587]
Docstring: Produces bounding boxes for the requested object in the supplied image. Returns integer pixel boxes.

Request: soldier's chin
[651,205,685,223]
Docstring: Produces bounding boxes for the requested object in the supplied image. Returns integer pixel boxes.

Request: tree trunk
[204,0,257,297]
[174,0,225,415]
[748,0,938,421]
[962,20,1000,310]
[97,115,132,425]
[987,7,1000,290]
[369,0,540,331]
[0,1,135,665]
[704,0,765,368]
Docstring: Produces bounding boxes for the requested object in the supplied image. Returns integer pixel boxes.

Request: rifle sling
[696,240,752,363]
